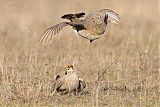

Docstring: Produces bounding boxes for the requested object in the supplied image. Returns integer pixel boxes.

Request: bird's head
[66,64,74,73]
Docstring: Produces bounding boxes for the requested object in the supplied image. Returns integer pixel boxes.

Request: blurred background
[0,0,159,106]
[0,0,158,38]
[0,0,159,59]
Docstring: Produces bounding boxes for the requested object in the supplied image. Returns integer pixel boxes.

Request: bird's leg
[90,40,93,43]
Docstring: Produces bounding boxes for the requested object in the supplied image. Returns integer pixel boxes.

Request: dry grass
[0,0,159,107]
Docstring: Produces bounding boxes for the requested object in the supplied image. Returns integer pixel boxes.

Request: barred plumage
[40,9,120,44]
[52,65,86,95]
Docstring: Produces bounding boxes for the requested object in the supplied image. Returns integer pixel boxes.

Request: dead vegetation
[0,0,159,107]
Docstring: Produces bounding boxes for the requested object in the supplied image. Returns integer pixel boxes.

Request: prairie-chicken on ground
[52,65,86,95]
[40,9,120,44]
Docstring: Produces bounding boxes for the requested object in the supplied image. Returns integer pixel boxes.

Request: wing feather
[40,22,70,45]
[98,9,120,24]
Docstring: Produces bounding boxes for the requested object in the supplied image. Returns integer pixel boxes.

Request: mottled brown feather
[40,9,120,44]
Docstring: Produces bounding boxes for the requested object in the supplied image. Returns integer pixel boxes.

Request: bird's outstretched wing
[98,9,120,24]
[40,22,70,45]
[40,22,85,45]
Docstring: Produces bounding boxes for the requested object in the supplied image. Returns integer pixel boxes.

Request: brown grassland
[0,0,159,107]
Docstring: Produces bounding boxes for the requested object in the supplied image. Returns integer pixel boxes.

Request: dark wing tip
[75,12,85,18]
[61,12,85,19]
[61,14,74,19]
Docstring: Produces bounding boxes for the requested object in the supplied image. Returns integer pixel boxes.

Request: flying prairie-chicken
[40,9,120,44]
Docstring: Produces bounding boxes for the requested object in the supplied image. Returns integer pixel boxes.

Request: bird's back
[82,9,120,35]
[83,10,108,35]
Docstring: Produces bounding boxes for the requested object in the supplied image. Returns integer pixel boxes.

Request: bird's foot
[90,40,93,43]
